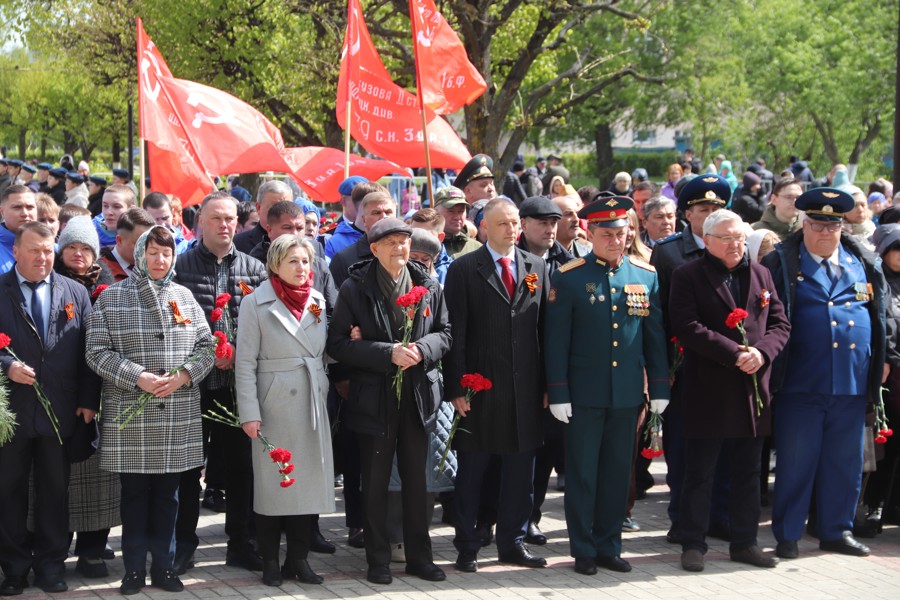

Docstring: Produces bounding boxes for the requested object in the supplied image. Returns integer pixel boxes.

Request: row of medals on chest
[585,282,650,316]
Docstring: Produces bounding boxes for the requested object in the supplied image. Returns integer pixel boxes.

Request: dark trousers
[176,387,254,556]
[680,436,764,553]
[773,393,866,543]
[531,413,565,523]
[663,392,731,529]
[73,529,110,559]
[255,514,311,563]
[357,396,431,568]
[335,391,363,530]
[119,472,181,573]
[454,449,535,554]
[565,405,637,559]
[0,434,69,578]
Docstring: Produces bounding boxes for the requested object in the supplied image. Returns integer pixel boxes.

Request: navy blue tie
[26,281,46,344]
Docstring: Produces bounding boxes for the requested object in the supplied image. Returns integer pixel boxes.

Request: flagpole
[344,98,352,179]
[140,138,147,198]
[409,0,434,207]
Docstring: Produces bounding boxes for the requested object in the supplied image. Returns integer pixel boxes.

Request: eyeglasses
[806,221,842,233]
[707,234,746,244]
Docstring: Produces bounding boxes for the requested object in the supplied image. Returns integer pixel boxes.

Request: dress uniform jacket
[650,230,704,335]
[443,245,549,454]
[762,231,893,399]
[669,254,791,438]
[545,254,670,408]
[86,276,217,474]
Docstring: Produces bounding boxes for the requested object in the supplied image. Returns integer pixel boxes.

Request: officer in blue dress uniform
[544,196,669,575]
[762,187,893,559]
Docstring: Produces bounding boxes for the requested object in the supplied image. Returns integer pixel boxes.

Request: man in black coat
[329,191,396,289]
[444,198,550,572]
[233,180,293,254]
[326,218,451,585]
[0,222,100,594]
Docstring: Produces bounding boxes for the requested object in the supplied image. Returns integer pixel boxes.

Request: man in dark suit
[444,198,550,572]
[669,209,791,572]
[233,180,293,254]
[0,221,100,594]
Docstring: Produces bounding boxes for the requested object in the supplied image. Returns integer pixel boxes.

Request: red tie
[498,257,516,299]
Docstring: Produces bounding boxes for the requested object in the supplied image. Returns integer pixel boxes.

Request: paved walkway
[24,462,900,598]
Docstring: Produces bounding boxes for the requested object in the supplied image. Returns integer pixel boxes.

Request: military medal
[854,282,871,302]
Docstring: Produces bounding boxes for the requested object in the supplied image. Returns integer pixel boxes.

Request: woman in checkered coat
[86,226,216,595]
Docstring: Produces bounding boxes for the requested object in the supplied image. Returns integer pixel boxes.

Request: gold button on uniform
[831,321,837,327]
[613,323,619,329]
[828,301,834,306]
[849,320,854,326]
[612,305,618,312]
[612,361,618,367]
[613,341,618,347]
[845,302,851,307]
[833,342,838,348]
[850,343,857,349]
[611,288,617,293]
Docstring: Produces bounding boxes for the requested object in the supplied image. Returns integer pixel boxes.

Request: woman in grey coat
[86,226,216,595]
[235,235,335,587]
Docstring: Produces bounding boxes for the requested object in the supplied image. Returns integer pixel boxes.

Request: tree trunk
[595,123,615,188]
[111,137,121,167]
[40,137,47,161]
[17,128,27,159]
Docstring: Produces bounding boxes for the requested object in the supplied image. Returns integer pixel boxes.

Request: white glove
[550,403,572,423]
[650,399,669,414]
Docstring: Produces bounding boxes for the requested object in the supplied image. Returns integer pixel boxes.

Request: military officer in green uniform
[544,196,670,576]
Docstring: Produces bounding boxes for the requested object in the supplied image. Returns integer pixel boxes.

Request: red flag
[337,0,471,169]
[409,0,486,115]
[158,75,295,177]
[282,147,404,203]
[137,18,213,205]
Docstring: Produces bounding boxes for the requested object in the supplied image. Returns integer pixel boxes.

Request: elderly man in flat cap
[763,187,897,560]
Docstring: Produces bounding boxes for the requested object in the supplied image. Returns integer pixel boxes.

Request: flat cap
[519,196,562,219]
[410,228,441,258]
[367,217,412,244]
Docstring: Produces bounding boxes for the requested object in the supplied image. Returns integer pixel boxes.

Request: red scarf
[270,274,312,322]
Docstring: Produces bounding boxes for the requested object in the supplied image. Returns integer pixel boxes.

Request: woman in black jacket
[326,218,451,586]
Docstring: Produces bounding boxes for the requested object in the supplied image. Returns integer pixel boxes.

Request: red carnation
[881,428,894,438]
[210,308,223,322]
[725,308,749,329]
[215,343,229,359]
[279,464,295,475]
[0,333,10,350]
[91,284,110,300]
[270,448,292,464]
[875,435,888,444]
[215,293,231,309]
[460,373,493,393]
[396,285,429,308]
[225,344,234,360]
[280,478,296,488]
[213,331,227,344]
[640,448,655,459]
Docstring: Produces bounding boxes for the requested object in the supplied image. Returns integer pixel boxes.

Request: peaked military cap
[578,195,633,228]
[677,174,730,213]
[453,154,493,189]
[796,187,854,222]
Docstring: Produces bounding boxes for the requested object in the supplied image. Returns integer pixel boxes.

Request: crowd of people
[0,149,897,596]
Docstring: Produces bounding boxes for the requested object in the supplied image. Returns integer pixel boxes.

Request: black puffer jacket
[326,260,452,436]
[174,242,267,385]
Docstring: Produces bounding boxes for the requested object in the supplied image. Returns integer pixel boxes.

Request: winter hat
[58,215,100,260]
[742,171,761,189]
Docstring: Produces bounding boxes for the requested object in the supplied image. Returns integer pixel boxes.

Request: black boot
[289,559,323,585]
[262,560,282,587]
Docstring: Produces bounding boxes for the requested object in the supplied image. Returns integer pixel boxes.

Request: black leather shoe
[226,548,264,571]
[173,549,195,575]
[262,560,283,586]
[311,530,336,554]
[596,555,632,573]
[455,551,478,573]
[202,488,226,513]
[348,528,365,549]
[288,559,323,585]
[573,557,597,575]
[819,531,870,557]
[366,565,392,585]
[0,575,26,596]
[103,544,116,560]
[497,543,547,568]
[730,545,778,568]
[75,556,108,579]
[150,569,184,592]
[34,573,66,594]
[776,541,799,559]
[666,527,683,544]
[119,571,146,596]
[525,522,547,545]
[405,562,446,582]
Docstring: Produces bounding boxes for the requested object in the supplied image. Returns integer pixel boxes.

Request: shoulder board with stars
[628,257,656,272]
[558,257,586,273]
[655,232,682,245]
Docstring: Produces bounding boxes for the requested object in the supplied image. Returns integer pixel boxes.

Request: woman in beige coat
[235,235,335,587]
